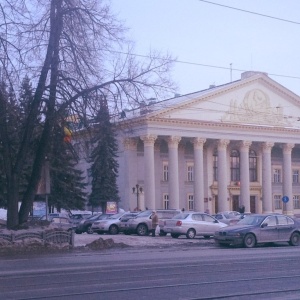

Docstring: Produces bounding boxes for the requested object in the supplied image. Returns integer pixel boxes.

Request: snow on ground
[0,209,7,220]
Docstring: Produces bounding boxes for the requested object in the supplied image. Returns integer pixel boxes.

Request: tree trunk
[6,175,20,228]
[18,0,63,224]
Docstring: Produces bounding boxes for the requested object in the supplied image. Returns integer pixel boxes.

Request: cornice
[145,117,300,134]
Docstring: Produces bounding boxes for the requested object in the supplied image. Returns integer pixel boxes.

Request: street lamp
[132,184,143,211]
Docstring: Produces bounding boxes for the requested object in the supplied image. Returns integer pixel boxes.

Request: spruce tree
[48,121,87,212]
[89,96,120,213]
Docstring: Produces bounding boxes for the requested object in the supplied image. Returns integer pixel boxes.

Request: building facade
[114,71,300,216]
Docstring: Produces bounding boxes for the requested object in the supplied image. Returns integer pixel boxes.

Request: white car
[91,212,137,235]
[164,212,227,239]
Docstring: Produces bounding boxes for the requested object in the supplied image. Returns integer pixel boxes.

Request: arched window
[213,149,218,181]
[249,150,257,182]
[230,149,240,181]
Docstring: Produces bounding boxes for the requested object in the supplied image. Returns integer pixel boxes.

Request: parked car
[120,209,181,236]
[214,213,300,248]
[75,214,113,234]
[49,216,74,231]
[213,211,241,225]
[91,212,138,235]
[163,212,227,239]
[69,213,92,226]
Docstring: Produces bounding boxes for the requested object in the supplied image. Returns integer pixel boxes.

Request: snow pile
[0,209,7,220]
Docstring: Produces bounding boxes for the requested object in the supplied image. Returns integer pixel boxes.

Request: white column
[193,137,206,212]
[239,141,252,213]
[167,136,181,209]
[123,138,137,211]
[283,143,294,216]
[217,139,230,212]
[262,142,274,213]
[140,134,157,210]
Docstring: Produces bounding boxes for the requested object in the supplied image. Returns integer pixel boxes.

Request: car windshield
[237,215,265,226]
[135,211,152,218]
[108,213,123,219]
[87,214,101,221]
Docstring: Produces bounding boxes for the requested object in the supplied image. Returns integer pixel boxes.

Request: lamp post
[132,184,143,211]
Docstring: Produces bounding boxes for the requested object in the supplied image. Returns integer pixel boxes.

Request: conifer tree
[48,121,87,212]
[89,96,119,212]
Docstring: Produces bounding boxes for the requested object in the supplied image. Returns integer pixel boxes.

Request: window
[213,149,218,181]
[274,195,282,209]
[202,214,216,222]
[188,194,194,211]
[294,195,300,209]
[273,169,281,183]
[263,216,277,227]
[187,163,194,182]
[162,162,168,181]
[277,216,288,225]
[163,194,169,209]
[293,170,299,184]
[249,150,257,182]
[230,149,240,182]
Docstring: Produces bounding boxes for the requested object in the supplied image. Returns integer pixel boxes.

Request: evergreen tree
[89,96,120,213]
[48,121,87,212]
[0,78,35,207]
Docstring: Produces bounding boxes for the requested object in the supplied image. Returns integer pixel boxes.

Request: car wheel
[171,233,180,238]
[87,225,94,234]
[243,233,256,248]
[186,228,196,239]
[137,224,148,236]
[289,232,300,246]
[109,225,119,235]
[159,231,167,236]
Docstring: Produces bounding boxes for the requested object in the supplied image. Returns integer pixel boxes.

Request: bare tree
[0,0,176,228]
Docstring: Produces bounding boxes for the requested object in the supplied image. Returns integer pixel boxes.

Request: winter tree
[89,96,119,213]
[0,0,176,228]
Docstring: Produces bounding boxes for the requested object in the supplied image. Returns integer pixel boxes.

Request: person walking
[151,210,159,237]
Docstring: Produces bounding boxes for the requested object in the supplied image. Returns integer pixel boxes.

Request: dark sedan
[214,214,300,248]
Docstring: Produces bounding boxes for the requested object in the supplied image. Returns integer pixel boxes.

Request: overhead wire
[198,0,300,25]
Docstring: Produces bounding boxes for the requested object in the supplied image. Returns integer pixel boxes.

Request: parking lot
[74,232,216,248]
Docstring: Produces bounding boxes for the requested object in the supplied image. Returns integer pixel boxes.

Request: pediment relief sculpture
[222,89,291,127]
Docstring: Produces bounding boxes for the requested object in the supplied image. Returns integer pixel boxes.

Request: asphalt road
[1,242,300,300]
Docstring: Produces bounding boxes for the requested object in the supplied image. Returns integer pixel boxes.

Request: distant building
[77,71,300,215]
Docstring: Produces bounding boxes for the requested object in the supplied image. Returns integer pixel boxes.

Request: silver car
[214,214,300,248]
[164,212,227,239]
[120,209,181,236]
[91,212,138,235]
[213,211,241,225]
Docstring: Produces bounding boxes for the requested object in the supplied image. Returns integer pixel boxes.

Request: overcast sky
[110,0,300,97]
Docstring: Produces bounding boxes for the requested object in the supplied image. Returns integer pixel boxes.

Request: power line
[112,50,300,81]
[198,0,300,25]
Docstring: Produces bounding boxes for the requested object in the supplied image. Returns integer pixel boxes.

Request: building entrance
[232,195,239,212]
[250,196,256,213]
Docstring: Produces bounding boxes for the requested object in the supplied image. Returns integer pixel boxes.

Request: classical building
[110,71,300,216]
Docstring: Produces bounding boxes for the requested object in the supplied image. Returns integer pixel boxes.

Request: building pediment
[145,72,300,129]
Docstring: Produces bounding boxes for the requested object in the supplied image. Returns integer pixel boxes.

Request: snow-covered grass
[0,208,7,220]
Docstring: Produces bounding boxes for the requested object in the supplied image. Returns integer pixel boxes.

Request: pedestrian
[151,210,159,237]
